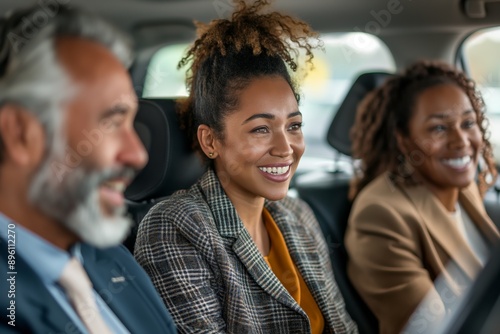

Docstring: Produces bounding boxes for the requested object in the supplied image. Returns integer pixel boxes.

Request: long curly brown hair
[177,0,320,162]
[350,60,497,199]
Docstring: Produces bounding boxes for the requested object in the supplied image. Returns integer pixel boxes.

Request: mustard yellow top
[262,208,325,334]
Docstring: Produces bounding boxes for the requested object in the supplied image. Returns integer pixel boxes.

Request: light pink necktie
[58,257,113,334]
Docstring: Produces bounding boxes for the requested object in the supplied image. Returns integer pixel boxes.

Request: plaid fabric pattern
[135,169,358,334]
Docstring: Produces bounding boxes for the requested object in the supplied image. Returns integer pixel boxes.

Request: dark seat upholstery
[327,72,394,157]
[484,185,500,227]
[123,98,206,252]
[295,72,394,334]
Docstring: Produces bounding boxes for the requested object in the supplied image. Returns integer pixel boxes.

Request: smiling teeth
[442,156,471,168]
[103,181,126,192]
[259,166,290,175]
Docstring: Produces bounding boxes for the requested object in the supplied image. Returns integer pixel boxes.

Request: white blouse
[451,204,490,266]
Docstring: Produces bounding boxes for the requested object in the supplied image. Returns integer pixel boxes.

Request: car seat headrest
[125,98,206,202]
[327,72,394,156]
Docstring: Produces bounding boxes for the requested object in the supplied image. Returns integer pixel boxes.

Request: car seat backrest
[123,98,206,252]
[125,98,205,202]
[484,188,500,227]
[327,72,394,156]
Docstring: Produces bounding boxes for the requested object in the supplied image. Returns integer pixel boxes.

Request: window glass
[461,28,500,164]
[143,44,189,98]
[142,33,396,173]
[298,33,395,173]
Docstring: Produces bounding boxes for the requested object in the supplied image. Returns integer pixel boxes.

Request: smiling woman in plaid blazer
[134,1,357,333]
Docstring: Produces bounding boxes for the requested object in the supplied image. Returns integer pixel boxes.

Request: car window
[461,27,500,164]
[142,33,395,173]
[142,44,189,98]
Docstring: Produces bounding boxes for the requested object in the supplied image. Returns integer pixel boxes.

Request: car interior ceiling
[3,0,500,50]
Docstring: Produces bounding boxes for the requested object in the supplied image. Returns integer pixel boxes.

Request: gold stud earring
[209,152,214,158]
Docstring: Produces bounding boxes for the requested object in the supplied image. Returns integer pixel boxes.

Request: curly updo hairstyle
[177,0,320,163]
[350,60,497,199]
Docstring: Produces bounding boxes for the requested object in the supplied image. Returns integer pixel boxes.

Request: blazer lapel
[81,244,176,333]
[29,290,82,334]
[82,245,162,334]
[200,169,301,312]
[232,229,301,311]
[267,201,330,319]
[14,251,83,333]
[400,183,482,280]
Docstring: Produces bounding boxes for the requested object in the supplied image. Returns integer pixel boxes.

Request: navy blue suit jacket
[0,241,176,334]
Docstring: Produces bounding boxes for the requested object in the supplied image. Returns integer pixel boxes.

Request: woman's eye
[251,126,269,134]
[430,124,446,133]
[463,119,477,129]
[289,122,303,131]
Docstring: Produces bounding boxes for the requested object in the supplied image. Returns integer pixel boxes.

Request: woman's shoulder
[275,195,315,218]
[349,173,423,227]
[154,187,203,211]
[348,173,440,242]
[271,196,320,233]
[136,184,223,256]
[141,184,213,230]
[353,172,410,208]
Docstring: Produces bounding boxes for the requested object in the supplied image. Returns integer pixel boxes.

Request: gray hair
[0,5,133,162]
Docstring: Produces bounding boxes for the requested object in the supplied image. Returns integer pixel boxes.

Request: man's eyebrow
[241,111,302,125]
[99,104,133,120]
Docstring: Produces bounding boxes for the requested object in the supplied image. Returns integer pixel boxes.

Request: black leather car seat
[123,98,206,252]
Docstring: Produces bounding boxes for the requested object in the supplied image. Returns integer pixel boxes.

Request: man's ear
[0,104,45,167]
[197,124,218,159]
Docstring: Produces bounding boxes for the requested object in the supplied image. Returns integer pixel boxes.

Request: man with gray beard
[0,5,176,334]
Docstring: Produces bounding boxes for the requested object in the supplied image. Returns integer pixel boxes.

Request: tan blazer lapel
[401,184,482,280]
[459,183,500,247]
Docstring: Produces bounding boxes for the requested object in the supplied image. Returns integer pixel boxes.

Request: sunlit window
[143,44,189,98]
[461,28,500,164]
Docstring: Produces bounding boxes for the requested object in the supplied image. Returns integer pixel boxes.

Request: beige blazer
[345,172,499,334]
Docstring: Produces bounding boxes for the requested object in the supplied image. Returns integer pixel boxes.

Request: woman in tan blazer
[345,61,499,334]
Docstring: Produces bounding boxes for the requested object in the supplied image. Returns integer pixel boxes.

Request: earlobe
[197,124,218,159]
[0,105,45,166]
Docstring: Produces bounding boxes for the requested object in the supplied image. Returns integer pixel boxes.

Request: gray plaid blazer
[135,169,358,334]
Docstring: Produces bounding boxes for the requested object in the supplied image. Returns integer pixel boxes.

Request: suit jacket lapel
[13,250,83,333]
[200,169,300,312]
[82,245,158,334]
[78,244,175,333]
[400,182,486,280]
[28,289,81,334]
[267,201,331,320]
